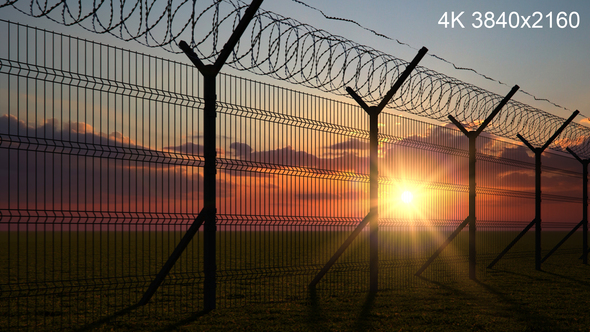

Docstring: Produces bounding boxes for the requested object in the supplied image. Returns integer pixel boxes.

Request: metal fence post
[369,108,379,292]
[488,110,579,270]
[138,0,264,311]
[534,150,542,270]
[415,85,519,279]
[584,160,589,265]
[309,47,428,291]
[555,148,589,264]
[202,72,217,310]
[468,133,477,280]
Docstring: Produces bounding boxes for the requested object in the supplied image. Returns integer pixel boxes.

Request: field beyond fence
[0,4,589,329]
[1,230,586,330]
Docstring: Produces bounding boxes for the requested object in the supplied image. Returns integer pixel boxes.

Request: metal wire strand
[2,0,589,156]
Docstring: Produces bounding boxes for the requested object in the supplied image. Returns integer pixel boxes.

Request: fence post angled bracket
[138,0,264,311]
[415,85,519,280]
[309,47,428,292]
[559,147,588,264]
[488,110,579,270]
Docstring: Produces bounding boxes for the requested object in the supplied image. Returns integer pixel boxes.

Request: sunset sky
[1,0,589,231]
[3,4,590,330]
[259,0,590,123]
[1,0,589,123]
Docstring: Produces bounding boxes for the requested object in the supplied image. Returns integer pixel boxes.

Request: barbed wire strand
[1,0,589,156]
[289,0,577,114]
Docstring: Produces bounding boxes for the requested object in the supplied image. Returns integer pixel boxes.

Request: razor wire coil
[2,0,589,156]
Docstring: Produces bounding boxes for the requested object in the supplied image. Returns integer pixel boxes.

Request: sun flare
[401,191,413,204]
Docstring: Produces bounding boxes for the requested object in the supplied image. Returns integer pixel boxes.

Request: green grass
[77,257,590,332]
[179,263,590,332]
[1,230,589,331]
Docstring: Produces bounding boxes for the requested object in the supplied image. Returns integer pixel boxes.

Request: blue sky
[260,0,590,122]
[1,0,589,124]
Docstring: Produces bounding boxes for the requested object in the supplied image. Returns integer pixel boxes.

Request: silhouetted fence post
[138,0,264,311]
[584,157,589,265]
[545,147,589,265]
[416,85,519,280]
[309,47,428,292]
[570,149,590,264]
[488,110,579,270]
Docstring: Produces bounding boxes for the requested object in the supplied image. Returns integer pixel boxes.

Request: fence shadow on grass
[75,303,212,332]
[473,280,563,332]
[306,287,326,331]
[74,304,141,332]
[353,291,376,331]
[306,287,377,331]
[415,275,469,298]
[540,269,590,289]
[417,275,562,332]
[487,267,550,282]
[153,310,212,332]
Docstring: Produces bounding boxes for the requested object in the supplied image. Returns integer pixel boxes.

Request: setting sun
[401,191,414,204]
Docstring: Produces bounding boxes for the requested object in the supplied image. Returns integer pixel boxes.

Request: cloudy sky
[1,0,589,122]
[0,0,587,230]
[260,0,590,122]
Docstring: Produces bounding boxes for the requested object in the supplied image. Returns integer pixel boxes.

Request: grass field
[185,260,590,332]
[1,230,588,331]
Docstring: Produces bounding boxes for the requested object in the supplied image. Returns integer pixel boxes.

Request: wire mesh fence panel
[539,150,585,265]
[4,0,590,156]
[0,19,587,330]
[214,73,371,303]
[0,20,206,329]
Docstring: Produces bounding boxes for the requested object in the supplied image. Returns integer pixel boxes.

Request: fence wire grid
[0,19,587,330]
[2,0,590,157]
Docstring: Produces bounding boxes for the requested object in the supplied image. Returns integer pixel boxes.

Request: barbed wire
[289,0,577,114]
[2,0,589,156]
